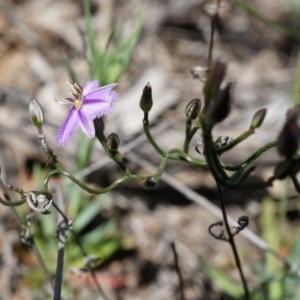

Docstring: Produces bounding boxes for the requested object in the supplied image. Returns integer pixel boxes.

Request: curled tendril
[232,215,249,236]
[20,226,34,248]
[83,256,102,271]
[208,221,228,241]
[215,136,230,148]
[196,140,206,155]
[25,191,53,215]
[55,218,74,243]
[209,216,249,241]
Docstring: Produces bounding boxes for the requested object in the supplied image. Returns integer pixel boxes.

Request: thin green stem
[37,127,61,169]
[153,157,168,181]
[183,122,201,154]
[94,119,130,174]
[143,119,168,157]
[168,148,207,166]
[184,119,192,153]
[221,141,277,171]
[44,169,145,195]
[217,130,253,154]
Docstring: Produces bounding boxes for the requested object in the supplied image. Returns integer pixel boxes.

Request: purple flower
[55,80,118,147]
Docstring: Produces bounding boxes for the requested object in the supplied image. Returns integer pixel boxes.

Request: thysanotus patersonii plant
[1,0,300,299]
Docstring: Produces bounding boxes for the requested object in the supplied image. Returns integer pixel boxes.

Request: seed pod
[277,121,300,157]
[203,57,227,105]
[250,108,267,130]
[185,98,202,120]
[143,176,157,189]
[140,82,153,113]
[107,133,120,156]
[207,82,232,125]
[237,216,249,229]
[29,97,44,127]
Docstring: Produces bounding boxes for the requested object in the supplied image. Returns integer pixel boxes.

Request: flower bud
[286,106,300,122]
[207,82,232,125]
[203,57,227,105]
[29,97,44,127]
[185,98,202,120]
[277,121,300,157]
[237,216,249,228]
[107,133,120,156]
[140,82,153,113]
[250,108,267,130]
[274,158,299,179]
[143,176,157,189]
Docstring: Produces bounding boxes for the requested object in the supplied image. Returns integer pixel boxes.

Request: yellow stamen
[74,100,82,109]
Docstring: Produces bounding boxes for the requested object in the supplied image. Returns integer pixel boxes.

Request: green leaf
[63,54,78,83]
[198,255,244,298]
[81,219,116,245]
[73,198,105,232]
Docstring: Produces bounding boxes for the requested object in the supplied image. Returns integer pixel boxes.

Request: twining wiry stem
[51,201,109,300]
[0,172,54,292]
[232,0,300,41]
[207,0,221,69]
[53,186,65,300]
[216,182,250,299]
[171,242,185,300]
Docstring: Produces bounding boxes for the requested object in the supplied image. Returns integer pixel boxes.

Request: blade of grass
[233,0,300,41]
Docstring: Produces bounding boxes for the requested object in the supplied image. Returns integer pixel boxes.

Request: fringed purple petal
[81,98,115,119]
[56,81,118,147]
[84,84,118,102]
[55,108,80,147]
[82,80,100,96]
[78,111,95,138]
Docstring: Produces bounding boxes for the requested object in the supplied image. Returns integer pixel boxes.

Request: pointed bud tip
[29,97,44,127]
[185,98,202,120]
[140,82,153,113]
[277,121,300,157]
[207,82,232,125]
[203,57,228,105]
[250,108,267,129]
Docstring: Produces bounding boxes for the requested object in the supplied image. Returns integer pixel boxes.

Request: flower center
[74,99,83,109]
[66,82,84,110]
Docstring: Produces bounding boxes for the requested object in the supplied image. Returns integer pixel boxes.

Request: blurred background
[0,0,300,299]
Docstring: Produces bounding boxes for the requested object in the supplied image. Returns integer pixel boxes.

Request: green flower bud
[203,57,227,105]
[29,97,44,127]
[274,158,299,180]
[107,133,120,156]
[277,121,300,157]
[143,176,157,189]
[185,98,202,120]
[207,82,232,125]
[140,82,153,113]
[250,108,267,130]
